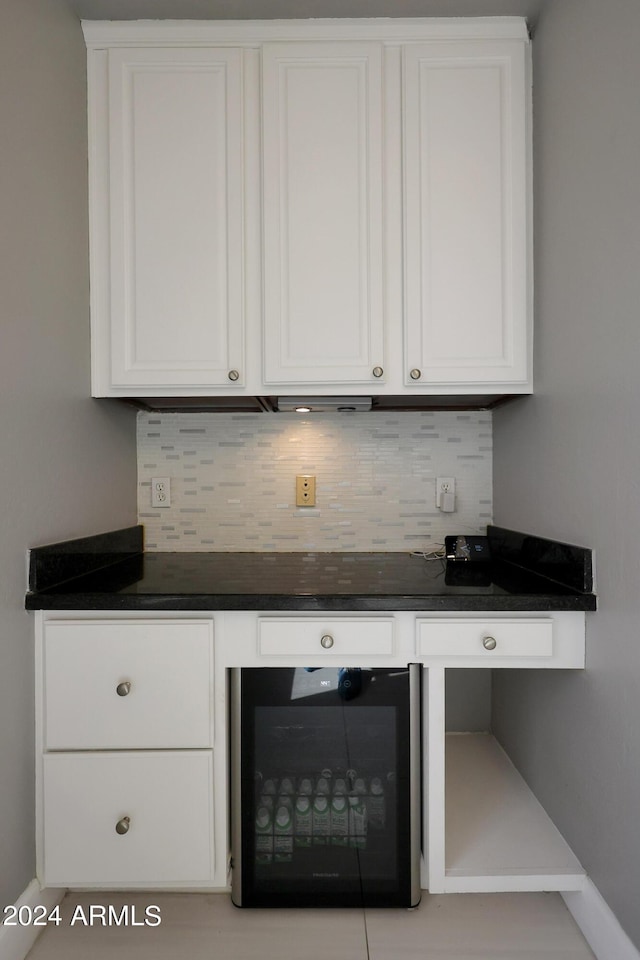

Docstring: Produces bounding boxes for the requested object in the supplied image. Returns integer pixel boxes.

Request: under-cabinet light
[276,397,372,413]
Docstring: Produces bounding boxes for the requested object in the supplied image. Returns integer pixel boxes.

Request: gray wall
[492,0,640,947]
[3,0,636,935]
[0,0,137,907]
[69,0,545,25]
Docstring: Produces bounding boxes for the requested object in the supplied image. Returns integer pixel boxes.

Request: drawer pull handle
[228,369,240,382]
[410,368,422,380]
[115,816,131,836]
[372,366,384,378]
[320,634,334,649]
[116,681,132,697]
[482,636,497,651]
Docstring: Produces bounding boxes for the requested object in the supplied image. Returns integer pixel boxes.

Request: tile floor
[25,890,596,959]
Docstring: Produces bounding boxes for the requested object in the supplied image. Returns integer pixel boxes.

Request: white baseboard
[563,880,640,960]
[0,880,65,960]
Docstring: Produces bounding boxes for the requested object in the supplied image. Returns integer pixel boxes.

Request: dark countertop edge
[24,592,597,612]
[25,524,596,613]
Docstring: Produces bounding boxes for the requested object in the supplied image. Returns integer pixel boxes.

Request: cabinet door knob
[228,369,240,381]
[372,366,384,378]
[482,636,497,651]
[320,634,334,649]
[116,681,132,697]
[410,368,422,380]
[115,816,131,835]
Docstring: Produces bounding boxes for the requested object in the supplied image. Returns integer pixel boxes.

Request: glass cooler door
[231,665,421,908]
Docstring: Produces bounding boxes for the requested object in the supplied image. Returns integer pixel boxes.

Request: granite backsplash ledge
[28,526,143,594]
[487,526,593,594]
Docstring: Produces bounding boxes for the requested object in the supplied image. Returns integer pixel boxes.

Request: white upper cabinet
[402,41,529,388]
[84,19,531,398]
[89,45,245,392]
[262,42,385,386]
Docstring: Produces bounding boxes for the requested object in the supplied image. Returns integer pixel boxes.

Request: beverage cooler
[230,665,422,908]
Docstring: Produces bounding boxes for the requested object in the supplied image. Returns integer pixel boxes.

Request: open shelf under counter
[442,732,586,893]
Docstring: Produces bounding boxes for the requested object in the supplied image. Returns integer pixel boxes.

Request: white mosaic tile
[137,411,493,551]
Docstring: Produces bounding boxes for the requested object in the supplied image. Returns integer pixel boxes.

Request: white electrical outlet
[151,477,171,508]
[436,477,455,510]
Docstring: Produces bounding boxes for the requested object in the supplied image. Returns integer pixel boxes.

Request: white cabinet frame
[36,607,586,894]
[84,17,532,399]
[423,668,586,894]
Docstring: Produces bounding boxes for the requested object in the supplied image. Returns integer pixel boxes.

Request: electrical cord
[411,544,446,561]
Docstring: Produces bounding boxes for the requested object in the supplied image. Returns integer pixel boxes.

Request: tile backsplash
[138,411,492,551]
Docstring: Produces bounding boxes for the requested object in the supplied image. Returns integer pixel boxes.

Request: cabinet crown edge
[82,17,530,47]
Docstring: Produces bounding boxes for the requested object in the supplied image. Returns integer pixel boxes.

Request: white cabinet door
[95,47,245,392]
[43,752,214,885]
[43,619,214,749]
[262,42,386,386]
[403,41,530,389]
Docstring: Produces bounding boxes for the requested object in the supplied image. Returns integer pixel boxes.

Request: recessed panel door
[262,42,385,385]
[403,41,529,388]
[106,47,244,389]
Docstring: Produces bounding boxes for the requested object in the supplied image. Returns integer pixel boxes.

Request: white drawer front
[44,620,213,749]
[417,619,553,659]
[258,618,394,658]
[42,752,214,886]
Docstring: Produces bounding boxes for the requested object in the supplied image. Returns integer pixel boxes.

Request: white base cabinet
[36,609,585,893]
[423,672,585,895]
[36,617,220,889]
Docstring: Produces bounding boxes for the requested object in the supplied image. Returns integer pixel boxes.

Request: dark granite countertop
[25,525,596,613]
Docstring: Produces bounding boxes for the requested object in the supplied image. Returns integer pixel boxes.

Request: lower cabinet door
[42,751,214,886]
